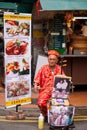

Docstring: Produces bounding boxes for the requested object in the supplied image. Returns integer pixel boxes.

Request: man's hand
[34,83,40,92]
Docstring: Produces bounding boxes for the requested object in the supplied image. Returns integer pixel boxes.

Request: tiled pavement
[0,88,40,117]
[0,88,87,117]
[0,88,38,108]
[0,88,87,107]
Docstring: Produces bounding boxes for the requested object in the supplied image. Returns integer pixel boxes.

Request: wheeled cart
[47,75,75,130]
[49,122,75,130]
[48,104,75,130]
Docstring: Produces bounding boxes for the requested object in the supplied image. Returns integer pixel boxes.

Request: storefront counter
[71,35,87,52]
[61,54,87,85]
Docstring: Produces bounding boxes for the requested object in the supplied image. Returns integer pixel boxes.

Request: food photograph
[7,80,30,98]
[19,58,30,75]
[5,39,29,55]
[6,58,30,76]
[5,20,30,37]
[6,61,19,76]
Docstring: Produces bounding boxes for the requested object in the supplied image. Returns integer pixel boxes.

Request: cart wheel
[49,126,54,130]
[62,127,68,130]
[69,122,75,130]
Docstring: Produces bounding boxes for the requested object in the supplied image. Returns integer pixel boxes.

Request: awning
[0,2,17,10]
[40,0,87,11]
[0,0,37,13]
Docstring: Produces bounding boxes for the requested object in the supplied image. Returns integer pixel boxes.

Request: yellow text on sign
[6,97,31,107]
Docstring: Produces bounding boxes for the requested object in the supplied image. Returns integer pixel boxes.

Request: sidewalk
[0,88,38,108]
[0,88,40,117]
[0,88,87,117]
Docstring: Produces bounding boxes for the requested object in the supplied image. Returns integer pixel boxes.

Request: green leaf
[16,40,21,46]
[12,69,19,74]
[22,58,26,63]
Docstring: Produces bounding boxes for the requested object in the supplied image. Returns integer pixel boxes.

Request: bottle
[38,113,44,130]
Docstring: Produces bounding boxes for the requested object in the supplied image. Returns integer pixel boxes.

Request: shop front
[0,0,86,108]
[32,0,87,87]
[0,0,87,90]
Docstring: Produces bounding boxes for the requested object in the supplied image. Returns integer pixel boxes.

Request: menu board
[4,12,32,108]
[50,33,62,50]
[54,15,64,33]
[49,15,66,53]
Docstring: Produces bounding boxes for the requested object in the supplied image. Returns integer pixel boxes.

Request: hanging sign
[4,12,32,108]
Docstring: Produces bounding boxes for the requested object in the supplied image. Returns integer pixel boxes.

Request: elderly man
[34,50,64,121]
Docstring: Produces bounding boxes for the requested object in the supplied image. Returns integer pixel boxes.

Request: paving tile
[0,90,87,108]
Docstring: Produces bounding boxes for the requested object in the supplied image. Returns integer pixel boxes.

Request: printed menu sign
[49,14,66,52]
[4,12,32,108]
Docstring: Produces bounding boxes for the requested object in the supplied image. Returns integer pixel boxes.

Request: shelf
[61,54,87,58]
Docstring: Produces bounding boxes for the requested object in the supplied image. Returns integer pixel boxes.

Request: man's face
[48,55,58,67]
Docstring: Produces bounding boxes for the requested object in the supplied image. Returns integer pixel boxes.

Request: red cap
[48,50,60,57]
